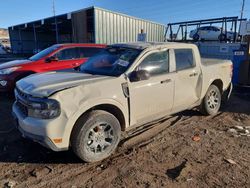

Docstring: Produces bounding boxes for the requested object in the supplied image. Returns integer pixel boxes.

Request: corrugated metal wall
[72,8,95,43]
[72,10,88,43]
[9,7,167,54]
[94,7,165,44]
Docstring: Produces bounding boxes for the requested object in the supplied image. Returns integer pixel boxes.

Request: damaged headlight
[28,99,61,119]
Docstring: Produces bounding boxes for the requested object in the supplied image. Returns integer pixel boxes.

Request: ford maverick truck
[13,42,233,162]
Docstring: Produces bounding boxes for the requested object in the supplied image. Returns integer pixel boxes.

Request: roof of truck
[110,42,194,50]
[54,43,106,48]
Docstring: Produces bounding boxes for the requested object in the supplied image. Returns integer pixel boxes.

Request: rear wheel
[218,34,226,42]
[193,33,200,42]
[71,110,121,162]
[200,85,221,115]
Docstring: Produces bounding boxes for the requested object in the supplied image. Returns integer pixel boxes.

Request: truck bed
[201,58,231,66]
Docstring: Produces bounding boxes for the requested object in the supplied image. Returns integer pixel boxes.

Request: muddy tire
[71,110,121,163]
[193,33,200,42]
[200,85,221,115]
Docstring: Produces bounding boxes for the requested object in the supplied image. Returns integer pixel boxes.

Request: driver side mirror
[45,56,58,63]
[129,70,150,82]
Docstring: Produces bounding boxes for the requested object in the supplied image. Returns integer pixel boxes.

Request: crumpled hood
[0,59,32,69]
[16,72,109,97]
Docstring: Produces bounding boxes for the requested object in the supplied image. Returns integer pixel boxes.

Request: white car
[189,26,236,41]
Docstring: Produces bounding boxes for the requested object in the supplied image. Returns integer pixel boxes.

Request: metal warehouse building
[8,6,166,54]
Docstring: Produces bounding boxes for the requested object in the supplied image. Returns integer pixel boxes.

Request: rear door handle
[72,62,80,67]
[189,73,198,77]
[161,79,171,84]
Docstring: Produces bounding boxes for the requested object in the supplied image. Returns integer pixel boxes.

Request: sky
[0,0,249,28]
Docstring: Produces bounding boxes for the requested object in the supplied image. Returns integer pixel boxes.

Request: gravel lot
[0,90,250,188]
[0,58,250,188]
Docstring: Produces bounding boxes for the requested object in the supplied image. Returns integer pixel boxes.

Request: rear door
[128,49,175,125]
[203,27,215,40]
[172,48,201,111]
[210,27,221,40]
[206,27,214,40]
[198,27,208,39]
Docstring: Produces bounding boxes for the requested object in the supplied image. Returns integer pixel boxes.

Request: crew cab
[0,43,105,92]
[12,42,233,162]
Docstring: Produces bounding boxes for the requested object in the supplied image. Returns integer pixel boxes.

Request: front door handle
[161,79,171,84]
[189,73,198,77]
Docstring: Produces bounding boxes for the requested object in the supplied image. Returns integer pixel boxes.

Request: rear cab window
[174,49,195,71]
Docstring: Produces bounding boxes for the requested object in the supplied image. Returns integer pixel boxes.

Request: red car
[0,43,106,92]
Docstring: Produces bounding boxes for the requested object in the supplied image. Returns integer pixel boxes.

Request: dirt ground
[0,90,250,188]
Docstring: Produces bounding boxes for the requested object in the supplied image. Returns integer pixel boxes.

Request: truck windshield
[80,47,142,76]
[29,45,60,61]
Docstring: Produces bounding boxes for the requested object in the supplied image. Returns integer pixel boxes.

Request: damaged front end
[15,87,61,119]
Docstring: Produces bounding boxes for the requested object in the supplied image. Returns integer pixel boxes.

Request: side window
[207,26,213,31]
[56,48,78,60]
[204,27,210,31]
[77,47,104,58]
[175,49,195,71]
[208,26,220,32]
[138,50,169,76]
[200,27,206,31]
[214,27,220,32]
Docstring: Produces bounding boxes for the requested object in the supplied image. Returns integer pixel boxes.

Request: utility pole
[238,0,245,41]
[52,0,59,43]
[240,0,245,21]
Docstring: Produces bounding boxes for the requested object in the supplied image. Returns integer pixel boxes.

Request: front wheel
[200,85,221,115]
[71,110,121,163]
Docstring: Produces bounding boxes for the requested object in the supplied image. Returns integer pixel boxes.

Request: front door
[128,49,175,125]
[52,47,82,71]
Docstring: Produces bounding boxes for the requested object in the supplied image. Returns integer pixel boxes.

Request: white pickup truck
[12,42,232,162]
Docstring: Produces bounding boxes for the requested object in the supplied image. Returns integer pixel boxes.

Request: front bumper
[12,101,68,152]
[17,121,62,151]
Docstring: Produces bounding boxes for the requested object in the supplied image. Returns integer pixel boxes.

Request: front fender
[62,98,128,147]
